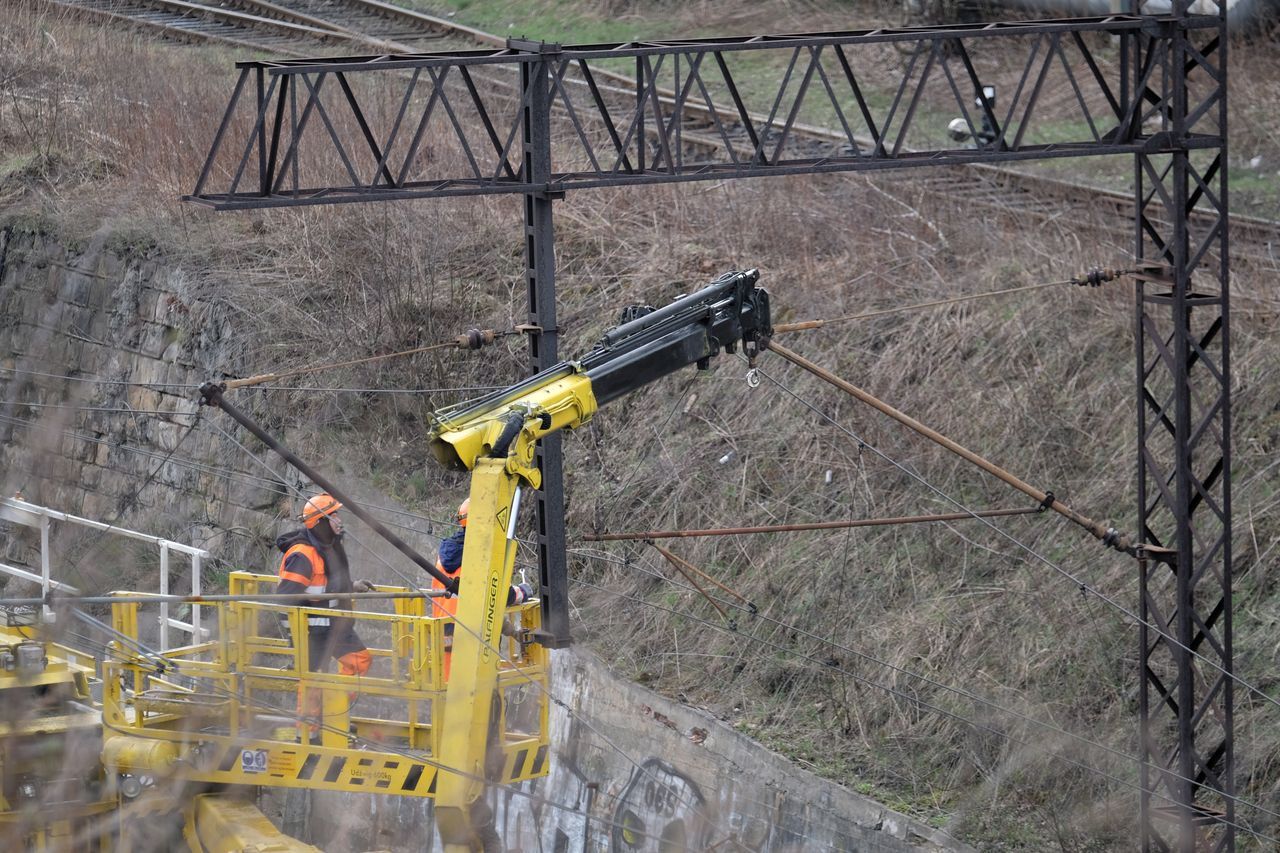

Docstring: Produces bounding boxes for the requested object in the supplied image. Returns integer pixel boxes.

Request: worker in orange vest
[430,498,468,620]
[276,493,373,739]
[432,497,534,679]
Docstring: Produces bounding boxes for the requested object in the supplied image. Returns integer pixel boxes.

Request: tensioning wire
[0,412,461,535]
[0,364,503,395]
[772,268,1137,334]
[752,361,1280,716]
[67,619,749,852]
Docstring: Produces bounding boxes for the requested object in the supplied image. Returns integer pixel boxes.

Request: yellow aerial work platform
[100,572,549,797]
[1,269,771,851]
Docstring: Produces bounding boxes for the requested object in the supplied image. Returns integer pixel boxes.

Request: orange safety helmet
[301,493,343,529]
[457,497,470,528]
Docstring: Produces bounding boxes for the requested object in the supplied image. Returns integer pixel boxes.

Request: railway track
[218,0,496,50]
[48,0,387,53]
[42,0,1280,270]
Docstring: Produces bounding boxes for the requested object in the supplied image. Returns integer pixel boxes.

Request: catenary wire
[63,623,737,853]
[0,365,195,390]
[14,403,1235,837]
[0,364,504,395]
[12,426,1264,843]
[737,362,1273,833]
[772,268,1136,334]
[221,338,478,389]
[0,412,461,535]
[5,380,1267,744]
[194,395,918,843]
[752,357,1280,717]
[7,401,1264,825]
[64,590,872,853]
[19,590,967,850]
[49,413,204,582]
[564,544,1280,825]
[0,402,202,416]
[7,361,1259,829]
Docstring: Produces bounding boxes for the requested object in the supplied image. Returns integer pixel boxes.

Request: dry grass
[2,4,1280,850]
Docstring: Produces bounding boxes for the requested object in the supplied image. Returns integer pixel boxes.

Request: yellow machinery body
[0,623,112,851]
[0,575,549,851]
[183,793,322,853]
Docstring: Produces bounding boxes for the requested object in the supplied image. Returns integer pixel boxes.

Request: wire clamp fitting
[1037,491,1055,512]
[514,323,557,336]
[745,368,760,389]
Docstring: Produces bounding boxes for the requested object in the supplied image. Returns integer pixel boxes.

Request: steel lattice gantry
[185,4,1230,848]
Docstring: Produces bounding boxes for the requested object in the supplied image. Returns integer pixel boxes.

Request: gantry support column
[1134,1,1232,850]
[516,39,572,648]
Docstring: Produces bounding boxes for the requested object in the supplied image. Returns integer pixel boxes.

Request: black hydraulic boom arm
[585,268,771,404]
[428,269,770,466]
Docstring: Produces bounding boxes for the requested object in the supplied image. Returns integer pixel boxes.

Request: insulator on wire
[457,328,498,350]
[1072,268,1122,287]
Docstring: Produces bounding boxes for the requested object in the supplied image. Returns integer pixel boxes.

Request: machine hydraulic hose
[428,269,772,471]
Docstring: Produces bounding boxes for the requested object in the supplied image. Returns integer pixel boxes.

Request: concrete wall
[492,649,970,853]
[0,220,284,570]
[306,648,971,852]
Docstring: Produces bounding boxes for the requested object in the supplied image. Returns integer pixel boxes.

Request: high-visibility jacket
[431,558,460,619]
[278,542,337,627]
[432,529,465,619]
[429,529,533,626]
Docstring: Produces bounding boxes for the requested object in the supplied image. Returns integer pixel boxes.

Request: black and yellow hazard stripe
[190,739,439,795]
[181,734,548,793]
[499,741,549,783]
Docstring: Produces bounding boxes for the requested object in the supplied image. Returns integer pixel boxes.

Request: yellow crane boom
[427,269,770,850]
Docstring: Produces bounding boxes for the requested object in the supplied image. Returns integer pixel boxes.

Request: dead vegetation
[2,3,1280,850]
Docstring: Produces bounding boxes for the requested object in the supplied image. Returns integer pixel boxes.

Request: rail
[43,0,1280,266]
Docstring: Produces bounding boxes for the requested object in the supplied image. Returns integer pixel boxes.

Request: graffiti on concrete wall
[610,758,710,852]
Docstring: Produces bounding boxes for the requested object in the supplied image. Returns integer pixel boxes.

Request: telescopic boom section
[429,269,769,852]
[427,268,771,475]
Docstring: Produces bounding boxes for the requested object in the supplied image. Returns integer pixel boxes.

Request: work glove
[353,579,375,593]
[508,582,536,606]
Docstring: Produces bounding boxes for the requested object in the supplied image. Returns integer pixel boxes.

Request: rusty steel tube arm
[763,340,1141,557]
[198,381,459,592]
